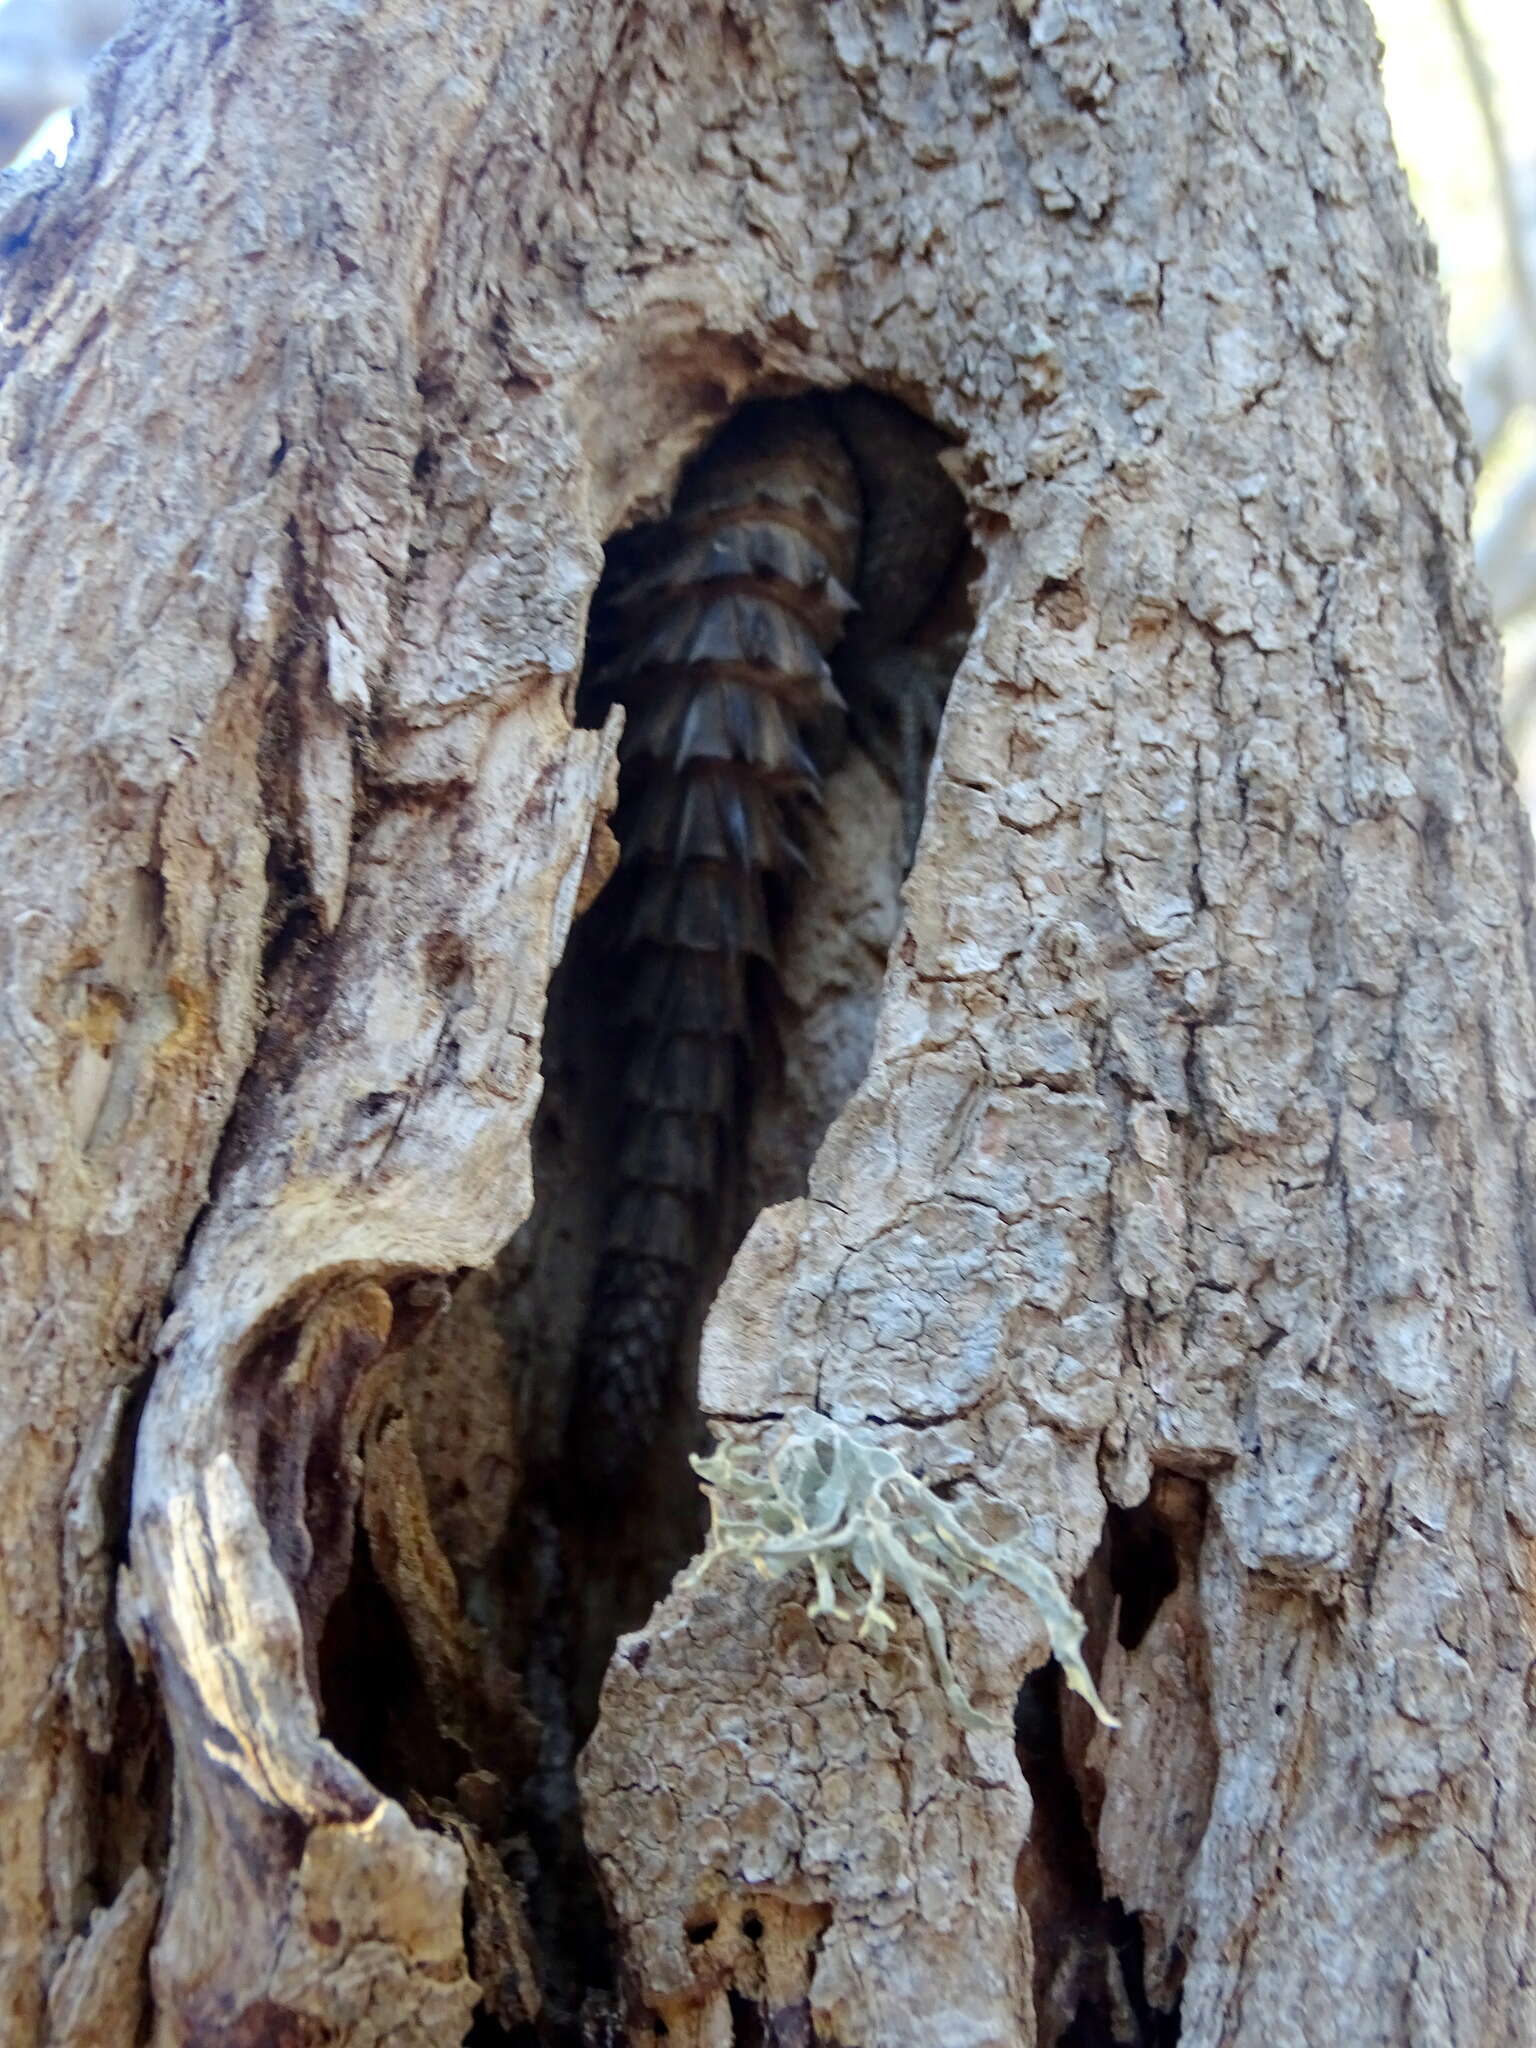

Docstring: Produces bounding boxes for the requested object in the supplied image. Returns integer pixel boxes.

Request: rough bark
[1,1,1533,2046]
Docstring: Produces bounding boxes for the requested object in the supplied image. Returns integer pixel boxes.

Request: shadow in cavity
[1107,1495,1182,1653]
[1016,1475,1210,2047]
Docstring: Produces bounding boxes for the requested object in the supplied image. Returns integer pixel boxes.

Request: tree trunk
[2,1,1533,2044]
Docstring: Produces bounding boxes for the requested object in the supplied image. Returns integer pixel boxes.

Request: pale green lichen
[683,1412,1117,1733]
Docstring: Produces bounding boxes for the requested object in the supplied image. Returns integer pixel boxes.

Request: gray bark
[0,1,1532,2045]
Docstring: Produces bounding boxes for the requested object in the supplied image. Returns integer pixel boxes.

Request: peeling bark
[1,0,1534,2043]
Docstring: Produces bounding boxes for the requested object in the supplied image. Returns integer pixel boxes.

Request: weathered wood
[1,0,1533,2042]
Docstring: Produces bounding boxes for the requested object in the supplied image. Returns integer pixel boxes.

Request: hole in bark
[464,2015,533,2048]
[1016,1661,1180,2047]
[318,1528,449,1795]
[80,1370,175,1911]
[1017,1476,1208,2047]
[511,384,971,1527]
[1035,575,1087,630]
[301,384,975,2037]
[1105,1499,1181,1652]
[494,385,972,2024]
[258,833,321,983]
[509,393,970,1630]
[728,1990,766,2047]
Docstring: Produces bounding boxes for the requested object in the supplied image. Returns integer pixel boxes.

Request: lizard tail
[568,400,862,1492]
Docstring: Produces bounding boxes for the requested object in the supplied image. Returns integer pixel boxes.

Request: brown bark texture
[1,1,1533,2045]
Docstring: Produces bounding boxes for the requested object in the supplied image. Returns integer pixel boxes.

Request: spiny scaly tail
[572,401,861,1486]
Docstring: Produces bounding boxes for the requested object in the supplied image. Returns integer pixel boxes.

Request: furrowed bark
[0,1,1532,2044]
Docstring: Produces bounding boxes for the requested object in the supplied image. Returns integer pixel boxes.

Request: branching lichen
[683,1412,1117,1732]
